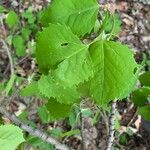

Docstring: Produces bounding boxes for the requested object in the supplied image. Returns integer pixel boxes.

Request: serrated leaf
[0,124,24,150]
[38,75,80,104]
[138,106,150,121]
[36,24,89,73]
[88,40,138,105]
[6,11,19,28]
[36,23,94,86]
[40,0,99,37]
[131,87,150,106]
[46,99,72,119]
[53,48,94,87]
[139,71,150,87]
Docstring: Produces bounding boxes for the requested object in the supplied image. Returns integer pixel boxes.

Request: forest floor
[0,0,150,150]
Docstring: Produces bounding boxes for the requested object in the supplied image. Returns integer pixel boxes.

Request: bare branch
[1,40,15,76]
[0,107,70,150]
[106,100,117,150]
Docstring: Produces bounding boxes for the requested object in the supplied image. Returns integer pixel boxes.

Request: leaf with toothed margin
[36,23,94,86]
[38,74,80,104]
[40,0,99,37]
[87,40,139,106]
[36,23,91,73]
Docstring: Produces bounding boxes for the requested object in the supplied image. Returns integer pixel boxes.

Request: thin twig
[80,107,86,150]
[102,109,109,135]
[0,107,70,150]
[127,108,138,127]
[97,106,109,136]
[106,100,117,150]
[79,100,86,150]
[2,40,14,76]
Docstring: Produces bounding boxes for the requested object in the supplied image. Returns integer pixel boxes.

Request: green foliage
[13,36,25,57]
[27,136,54,150]
[45,99,72,120]
[0,124,24,150]
[5,74,16,95]
[131,87,150,106]
[20,82,39,96]
[40,0,99,37]
[88,40,138,105]
[37,106,51,123]
[104,14,122,35]
[61,129,80,137]
[6,11,19,28]
[139,71,150,86]
[22,7,36,24]
[0,6,7,13]
[138,106,150,121]
[38,74,80,104]
[131,70,150,120]
[36,23,93,78]
[21,27,31,41]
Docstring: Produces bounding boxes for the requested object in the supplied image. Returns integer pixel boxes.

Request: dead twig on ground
[0,106,70,150]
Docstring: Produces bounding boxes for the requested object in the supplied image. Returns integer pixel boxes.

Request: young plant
[0,0,140,149]
[21,0,138,118]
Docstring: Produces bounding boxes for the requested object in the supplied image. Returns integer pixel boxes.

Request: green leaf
[21,27,31,41]
[81,108,93,117]
[5,74,16,95]
[0,6,7,13]
[61,129,80,137]
[38,74,80,104]
[37,106,50,123]
[20,82,39,96]
[27,136,54,150]
[13,36,25,57]
[22,7,35,24]
[46,99,72,119]
[0,124,24,150]
[40,0,99,37]
[105,13,122,35]
[50,128,62,138]
[69,112,76,128]
[36,23,92,75]
[36,23,93,88]
[138,106,150,121]
[0,83,5,92]
[6,11,19,28]
[88,40,138,105]
[139,71,150,87]
[131,87,150,106]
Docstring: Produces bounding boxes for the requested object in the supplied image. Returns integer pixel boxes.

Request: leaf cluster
[21,0,139,121]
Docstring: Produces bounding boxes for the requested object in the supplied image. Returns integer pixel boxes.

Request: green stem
[108,14,115,40]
